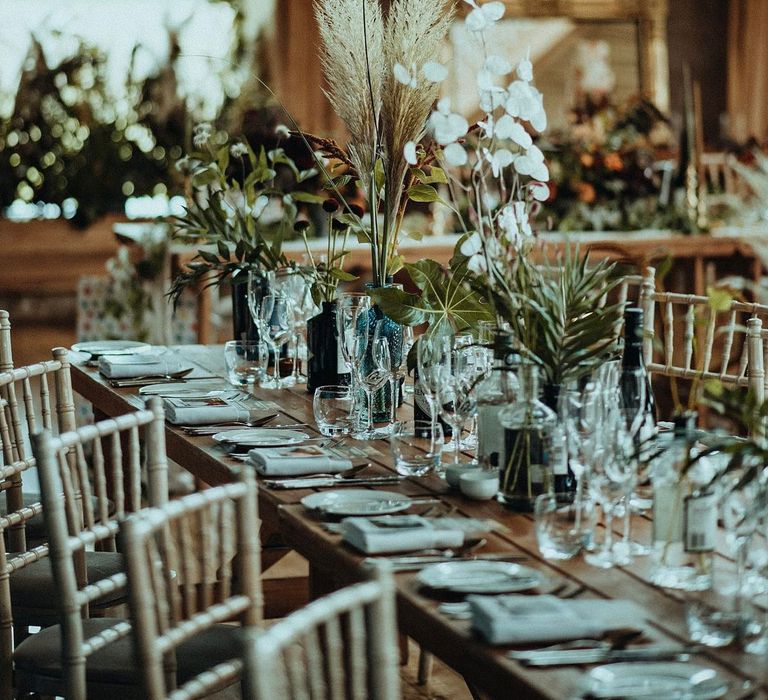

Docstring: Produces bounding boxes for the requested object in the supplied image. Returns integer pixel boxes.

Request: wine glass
[373,320,405,428]
[401,326,416,395]
[336,293,371,433]
[258,293,293,389]
[416,332,453,436]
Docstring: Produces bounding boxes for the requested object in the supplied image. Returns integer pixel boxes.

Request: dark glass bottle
[621,307,656,428]
[306,301,350,393]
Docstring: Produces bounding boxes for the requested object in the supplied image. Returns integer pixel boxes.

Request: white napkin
[98,353,190,379]
[469,595,641,645]
[163,396,272,425]
[342,515,465,554]
[247,445,352,476]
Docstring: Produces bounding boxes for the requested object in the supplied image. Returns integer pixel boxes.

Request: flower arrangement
[168,125,324,304]
[312,0,454,286]
[542,97,682,232]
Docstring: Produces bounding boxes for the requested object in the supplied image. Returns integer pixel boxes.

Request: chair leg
[398,633,409,665]
[417,647,433,686]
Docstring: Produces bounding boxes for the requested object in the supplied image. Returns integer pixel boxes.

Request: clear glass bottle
[498,363,556,512]
[650,411,716,591]
[476,330,519,470]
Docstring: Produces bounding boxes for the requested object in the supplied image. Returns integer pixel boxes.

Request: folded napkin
[98,353,190,379]
[247,445,352,476]
[342,515,465,554]
[469,595,642,645]
[163,396,272,425]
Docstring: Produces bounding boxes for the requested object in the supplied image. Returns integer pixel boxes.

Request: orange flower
[575,182,596,204]
[604,152,623,171]
[580,153,594,168]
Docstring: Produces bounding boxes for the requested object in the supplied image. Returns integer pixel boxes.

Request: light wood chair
[12,399,168,700]
[0,311,12,372]
[242,562,400,700]
[640,266,768,405]
[120,468,262,700]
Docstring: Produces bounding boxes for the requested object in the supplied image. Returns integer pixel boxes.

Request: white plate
[417,560,542,594]
[581,662,729,699]
[139,381,230,396]
[301,490,413,516]
[212,428,310,447]
[72,340,151,356]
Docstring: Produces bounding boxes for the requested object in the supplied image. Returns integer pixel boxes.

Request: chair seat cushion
[14,618,242,687]
[10,551,125,609]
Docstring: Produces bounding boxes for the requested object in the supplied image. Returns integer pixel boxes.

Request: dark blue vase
[306,301,350,393]
[363,283,404,422]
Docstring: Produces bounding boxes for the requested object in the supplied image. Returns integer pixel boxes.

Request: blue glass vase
[363,283,404,423]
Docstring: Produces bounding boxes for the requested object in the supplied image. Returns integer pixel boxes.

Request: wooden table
[70,346,768,699]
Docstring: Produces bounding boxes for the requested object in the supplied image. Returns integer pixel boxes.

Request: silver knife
[382,552,529,571]
[512,646,695,666]
[263,476,404,489]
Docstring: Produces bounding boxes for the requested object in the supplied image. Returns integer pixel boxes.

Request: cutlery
[109,368,198,387]
[509,629,644,657]
[263,475,403,489]
[182,414,279,434]
[511,645,697,667]
[381,552,529,572]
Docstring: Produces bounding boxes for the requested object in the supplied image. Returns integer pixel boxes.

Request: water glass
[313,385,354,436]
[224,340,266,386]
[685,587,747,648]
[535,493,591,560]
[390,420,444,477]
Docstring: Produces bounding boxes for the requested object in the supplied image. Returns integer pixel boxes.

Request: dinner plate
[212,428,310,447]
[417,560,542,594]
[301,490,413,516]
[72,340,152,356]
[139,380,230,396]
[580,662,729,699]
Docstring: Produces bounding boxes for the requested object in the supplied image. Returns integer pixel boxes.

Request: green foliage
[168,138,317,306]
[369,258,493,338]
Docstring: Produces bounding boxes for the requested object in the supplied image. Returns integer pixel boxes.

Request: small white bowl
[445,463,480,488]
[459,470,500,500]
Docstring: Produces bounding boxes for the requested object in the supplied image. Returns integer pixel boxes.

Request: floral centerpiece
[168,124,324,340]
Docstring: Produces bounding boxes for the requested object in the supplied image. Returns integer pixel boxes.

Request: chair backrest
[119,469,262,700]
[243,563,400,700]
[30,399,168,700]
[0,348,77,552]
[640,267,768,404]
[0,311,11,373]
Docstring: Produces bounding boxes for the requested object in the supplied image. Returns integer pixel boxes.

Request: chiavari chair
[120,468,262,700]
[242,562,399,700]
[12,399,168,699]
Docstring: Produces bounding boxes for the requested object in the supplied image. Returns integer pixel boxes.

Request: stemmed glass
[439,369,479,468]
[336,293,371,435]
[258,293,293,388]
[585,410,634,569]
[373,320,405,428]
[401,326,416,395]
[416,332,453,436]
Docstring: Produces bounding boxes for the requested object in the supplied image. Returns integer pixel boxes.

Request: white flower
[460,231,483,257]
[479,87,507,113]
[485,55,512,76]
[222,188,246,216]
[230,142,248,157]
[494,115,532,148]
[404,141,418,165]
[477,115,494,139]
[484,147,514,177]
[429,99,469,146]
[506,81,547,132]
[274,124,290,137]
[514,144,549,181]
[465,1,505,32]
[513,200,533,237]
[529,181,550,201]
[175,155,190,173]
[423,62,448,83]
[444,142,468,166]
[251,194,269,220]
[517,57,533,82]
[192,123,212,148]
[394,62,417,87]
